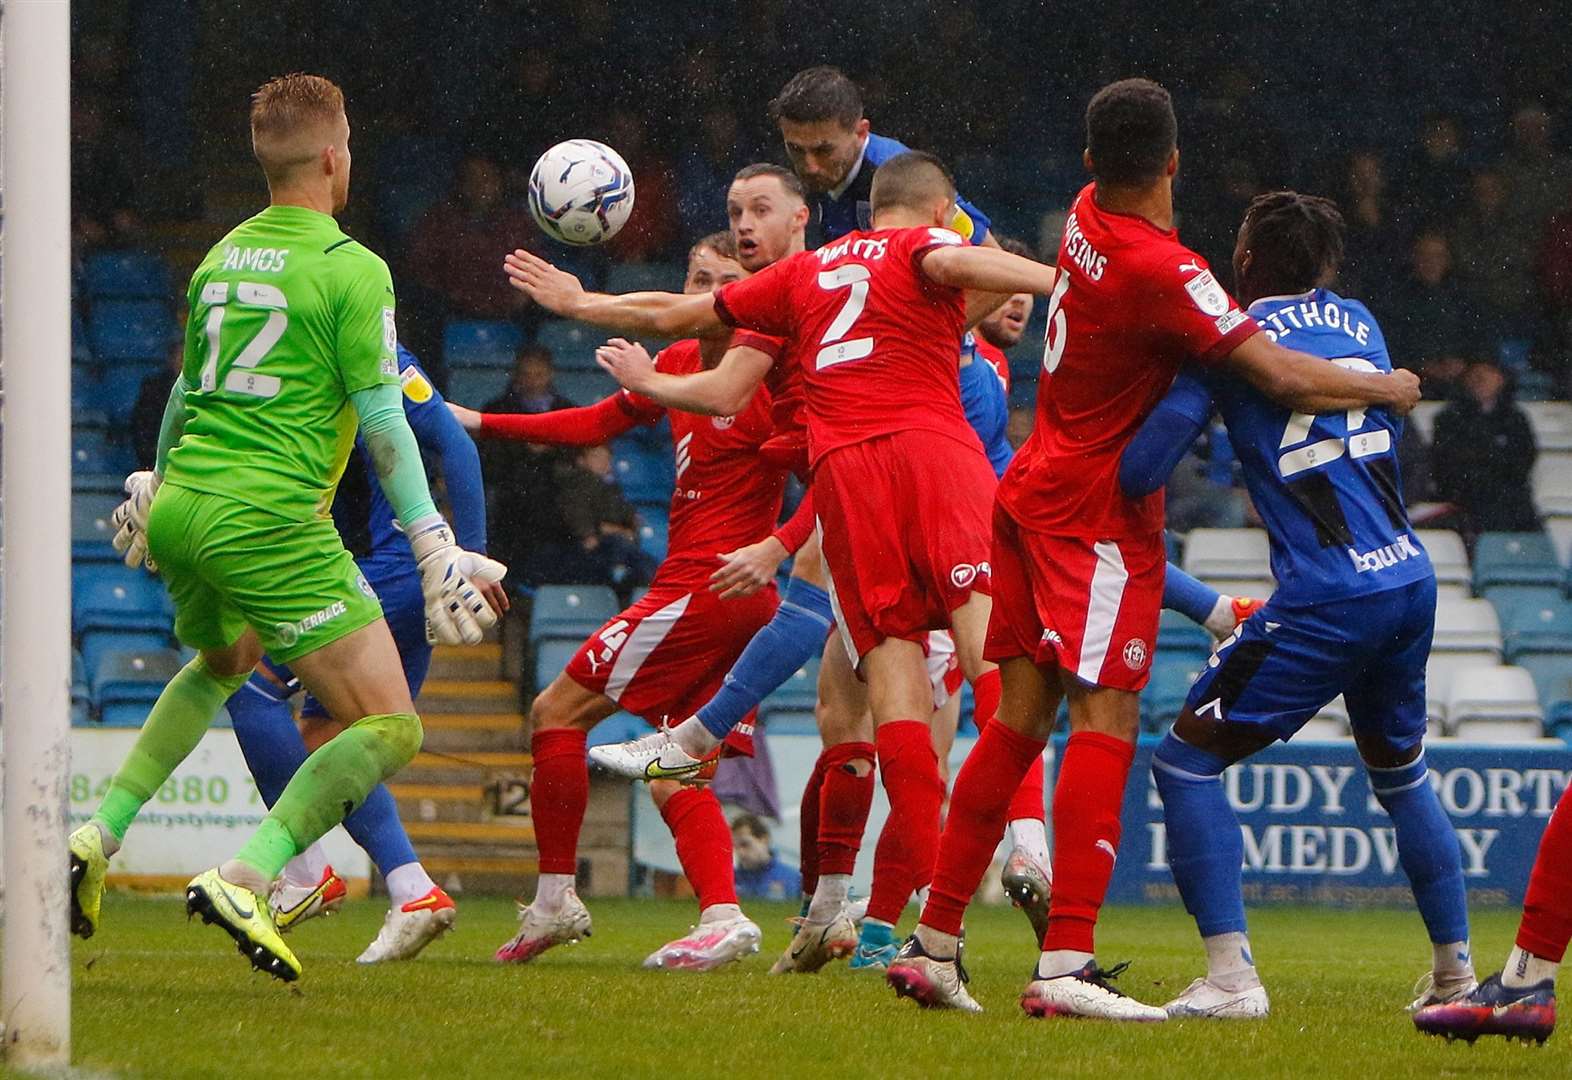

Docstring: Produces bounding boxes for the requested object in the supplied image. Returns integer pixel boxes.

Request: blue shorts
[1184,575,1435,752]
[267,559,432,719]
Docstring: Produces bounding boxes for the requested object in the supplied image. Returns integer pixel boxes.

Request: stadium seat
[1515,652,1572,709]
[83,250,170,299]
[93,648,182,706]
[73,472,126,495]
[585,711,649,749]
[1425,654,1504,727]
[1299,695,1350,739]
[759,706,818,737]
[638,512,669,562]
[531,637,581,695]
[72,563,172,635]
[72,491,123,561]
[1446,665,1545,741]
[1415,530,1470,596]
[88,299,175,361]
[1156,609,1213,662]
[616,447,674,504]
[1143,657,1200,732]
[1483,585,1563,628]
[764,657,820,713]
[605,263,684,294]
[1180,528,1273,594]
[535,320,609,370]
[1472,531,1562,590]
[444,367,508,407]
[100,361,162,425]
[1522,401,1572,452]
[1533,462,1572,518]
[1430,597,1501,657]
[72,306,93,363]
[555,370,617,405]
[443,319,523,369]
[79,628,173,680]
[1501,600,1572,660]
[528,585,619,643]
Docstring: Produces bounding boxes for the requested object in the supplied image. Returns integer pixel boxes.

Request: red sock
[867,720,944,925]
[1044,731,1135,953]
[972,668,1002,728]
[1518,784,1572,962]
[661,785,738,911]
[531,728,589,876]
[1006,753,1047,823]
[817,741,877,878]
[921,719,1046,935]
[798,753,830,895]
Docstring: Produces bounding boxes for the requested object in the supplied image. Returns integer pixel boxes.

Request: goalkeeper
[66,73,505,982]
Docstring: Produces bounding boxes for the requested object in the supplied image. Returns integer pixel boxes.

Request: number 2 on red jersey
[815,265,873,369]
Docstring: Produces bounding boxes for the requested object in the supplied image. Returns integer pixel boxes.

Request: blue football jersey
[960,332,1013,479]
[1154,289,1429,602]
[813,132,991,246]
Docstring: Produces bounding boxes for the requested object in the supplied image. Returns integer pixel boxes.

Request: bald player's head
[250,73,351,212]
[869,151,958,227]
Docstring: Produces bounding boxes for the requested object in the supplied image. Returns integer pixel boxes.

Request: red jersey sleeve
[903,225,968,282]
[1149,251,1260,364]
[612,346,686,422]
[714,256,801,338]
[479,395,645,445]
[730,329,785,361]
[771,489,815,554]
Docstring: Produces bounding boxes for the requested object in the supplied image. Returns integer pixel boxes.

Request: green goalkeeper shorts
[146,482,385,663]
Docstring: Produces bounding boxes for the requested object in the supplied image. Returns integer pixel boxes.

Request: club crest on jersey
[1122,638,1150,671]
[711,415,735,430]
[950,561,991,589]
[1183,268,1230,316]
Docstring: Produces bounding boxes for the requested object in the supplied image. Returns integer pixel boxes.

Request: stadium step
[418,711,523,753]
[428,642,503,681]
[417,678,520,715]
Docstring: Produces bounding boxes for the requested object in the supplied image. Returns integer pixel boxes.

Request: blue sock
[229,674,418,877]
[1164,564,1222,627]
[1153,733,1247,937]
[695,577,832,740]
[1368,752,1469,944]
[860,918,895,950]
[227,674,307,807]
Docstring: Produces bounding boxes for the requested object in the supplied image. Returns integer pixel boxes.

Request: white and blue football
[527,139,635,246]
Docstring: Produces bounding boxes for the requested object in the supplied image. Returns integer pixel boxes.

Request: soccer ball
[527,139,635,246]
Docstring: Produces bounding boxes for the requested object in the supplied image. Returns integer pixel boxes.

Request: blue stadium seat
[71,428,116,476]
[605,263,684,294]
[1156,609,1213,662]
[443,319,524,369]
[88,299,175,361]
[100,362,162,425]
[93,648,182,706]
[764,657,820,713]
[528,585,619,644]
[638,512,669,563]
[79,628,174,680]
[444,367,508,407]
[532,637,581,695]
[73,472,125,495]
[1473,532,1562,591]
[759,707,818,736]
[553,370,617,405]
[586,711,649,749]
[72,306,93,363]
[1517,651,1572,708]
[83,250,170,299]
[1483,585,1565,629]
[72,491,123,561]
[72,563,171,635]
[534,320,607,370]
[1501,600,1572,660]
[1144,657,1201,732]
[615,447,674,505]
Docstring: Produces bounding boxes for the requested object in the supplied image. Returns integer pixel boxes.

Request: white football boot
[1163,975,1271,1019]
[495,891,593,964]
[268,865,347,933]
[768,909,859,974]
[357,887,457,963]
[885,934,984,1013]
[1021,960,1168,1021]
[643,913,763,971]
[588,727,705,782]
[1408,969,1480,1012]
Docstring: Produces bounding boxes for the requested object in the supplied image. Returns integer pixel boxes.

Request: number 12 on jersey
[198,280,288,399]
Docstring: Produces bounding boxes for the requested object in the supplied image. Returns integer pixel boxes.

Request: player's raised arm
[1118,372,1216,498]
[921,242,1058,297]
[595,338,774,417]
[503,250,724,338]
[1222,331,1421,416]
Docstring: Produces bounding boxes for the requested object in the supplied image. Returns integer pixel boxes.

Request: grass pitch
[28,894,1565,1078]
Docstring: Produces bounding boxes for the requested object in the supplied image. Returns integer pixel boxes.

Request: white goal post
[1,0,75,1069]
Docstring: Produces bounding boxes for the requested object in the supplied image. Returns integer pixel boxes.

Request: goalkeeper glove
[407,517,507,645]
[110,470,162,570]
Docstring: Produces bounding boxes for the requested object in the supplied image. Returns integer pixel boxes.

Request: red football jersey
[973,337,1011,394]
[714,226,983,466]
[621,339,787,589]
[997,183,1258,539]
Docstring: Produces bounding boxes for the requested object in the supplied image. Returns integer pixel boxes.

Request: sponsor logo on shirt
[1215,309,1250,335]
[274,600,349,648]
[674,432,694,481]
[927,227,965,247]
[382,306,398,355]
[401,367,434,404]
[1183,268,1230,316]
[1347,533,1424,575]
[949,561,991,589]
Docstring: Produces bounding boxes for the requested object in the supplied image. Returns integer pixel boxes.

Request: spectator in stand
[478,345,576,590]
[602,109,680,264]
[1540,186,1572,390]
[1452,167,1539,351]
[131,339,183,469]
[1499,103,1572,239]
[1398,113,1470,226]
[1337,150,1406,310]
[1431,360,1540,541]
[731,814,801,901]
[72,93,143,248]
[1385,229,1479,379]
[553,443,655,594]
[405,154,538,323]
[677,108,748,239]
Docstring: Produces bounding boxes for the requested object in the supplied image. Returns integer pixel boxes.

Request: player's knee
[530,676,588,731]
[1355,729,1423,773]
[1361,740,1428,805]
[371,711,424,770]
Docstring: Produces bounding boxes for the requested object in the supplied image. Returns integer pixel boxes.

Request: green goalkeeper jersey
[163,204,400,521]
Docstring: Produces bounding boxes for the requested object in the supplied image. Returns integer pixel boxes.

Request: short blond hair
[250,73,345,182]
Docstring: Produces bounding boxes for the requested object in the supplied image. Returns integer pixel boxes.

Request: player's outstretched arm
[595,338,774,417]
[1118,373,1215,498]
[920,244,1058,296]
[458,395,643,447]
[503,250,724,338]
[1223,332,1421,416]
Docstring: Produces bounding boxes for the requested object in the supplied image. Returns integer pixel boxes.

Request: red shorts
[566,583,778,755]
[814,431,995,666]
[984,505,1165,691]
